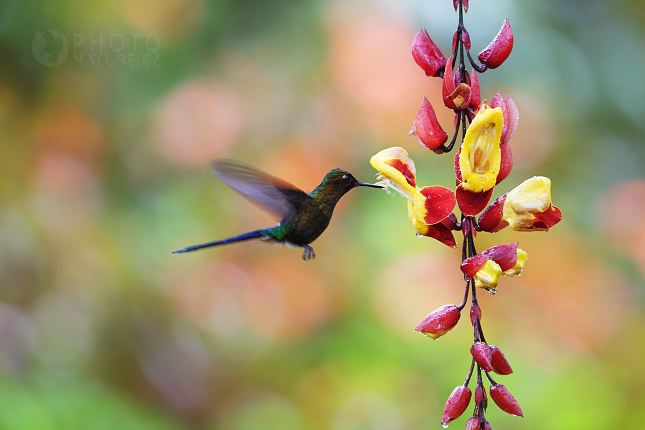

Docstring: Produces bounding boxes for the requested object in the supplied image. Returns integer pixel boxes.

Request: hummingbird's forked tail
[171,229,268,254]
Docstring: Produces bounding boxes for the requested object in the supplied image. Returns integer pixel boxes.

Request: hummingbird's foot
[302,245,316,261]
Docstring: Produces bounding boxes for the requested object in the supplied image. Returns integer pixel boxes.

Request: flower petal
[456,184,494,216]
[370,147,417,193]
[414,186,457,225]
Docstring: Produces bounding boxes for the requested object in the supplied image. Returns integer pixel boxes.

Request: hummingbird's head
[321,169,383,197]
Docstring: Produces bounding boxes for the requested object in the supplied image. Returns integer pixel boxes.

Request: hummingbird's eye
[342,174,352,183]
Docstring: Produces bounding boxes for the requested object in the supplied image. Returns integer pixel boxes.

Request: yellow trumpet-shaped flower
[458,104,503,193]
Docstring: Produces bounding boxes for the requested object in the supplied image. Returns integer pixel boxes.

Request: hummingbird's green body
[172,161,381,260]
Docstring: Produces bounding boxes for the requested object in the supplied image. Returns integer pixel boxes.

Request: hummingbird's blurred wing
[210,159,310,221]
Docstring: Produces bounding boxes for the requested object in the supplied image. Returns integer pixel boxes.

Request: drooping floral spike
[416,304,461,340]
[490,384,523,417]
[441,385,472,426]
[410,97,449,153]
[412,29,447,77]
[478,18,514,70]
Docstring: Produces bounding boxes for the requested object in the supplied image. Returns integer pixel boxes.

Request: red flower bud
[477,195,508,233]
[465,417,480,430]
[453,0,469,13]
[441,385,472,426]
[412,29,447,77]
[410,97,448,153]
[470,304,481,326]
[416,304,461,340]
[470,342,493,372]
[490,384,523,417]
[478,18,513,69]
[490,345,513,375]
[475,384,487,406]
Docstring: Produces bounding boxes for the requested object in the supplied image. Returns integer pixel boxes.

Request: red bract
[470,342,493,372]
[453,0,469,13]
[412,29,447,77]
[465,417,480,430]
[441,385,472,426]
[490,384,523,417]
[490,345,513,375]
[416,304,461,339]
[478,18,513,69]
[411,97,448,153]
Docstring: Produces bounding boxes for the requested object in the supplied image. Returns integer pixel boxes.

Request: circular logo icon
[32,29,68,67]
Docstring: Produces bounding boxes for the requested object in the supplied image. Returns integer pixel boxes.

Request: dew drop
[416,232,423,238]
[441,423,450,429]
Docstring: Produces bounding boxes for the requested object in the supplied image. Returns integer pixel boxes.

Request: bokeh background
[1,0,644,428]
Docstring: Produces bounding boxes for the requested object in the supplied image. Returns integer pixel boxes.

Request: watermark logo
[32,30,69,67]
[32,30,160,68]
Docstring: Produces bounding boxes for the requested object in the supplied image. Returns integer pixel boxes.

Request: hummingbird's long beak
[356,181,383,188]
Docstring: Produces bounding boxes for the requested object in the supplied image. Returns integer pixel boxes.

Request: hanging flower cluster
[371,1,562,429]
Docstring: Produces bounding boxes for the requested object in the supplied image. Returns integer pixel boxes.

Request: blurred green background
[1,0,645,428]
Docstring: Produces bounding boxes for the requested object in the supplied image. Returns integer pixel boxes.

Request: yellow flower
[371,147,457,247]
[458,104,503,193]
[502,176,561,231]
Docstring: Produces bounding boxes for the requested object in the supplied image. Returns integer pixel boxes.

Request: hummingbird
[171,159,382,260]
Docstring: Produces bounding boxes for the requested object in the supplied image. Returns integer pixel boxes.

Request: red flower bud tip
[470,304,481,326]
[447,83,472,111]
[470,341,493,372]
[412,29,447,77]
[415,304,461,340]
[490,384,523,417]
[441,385,472,426]
[411,97,448,152]
[484,422,491,430]
[475,384,487,406]
[464,417,480,430]
[478,18,513,69]
[451,29,471,54]
[453,0,469,13]
[490,345,513,375]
